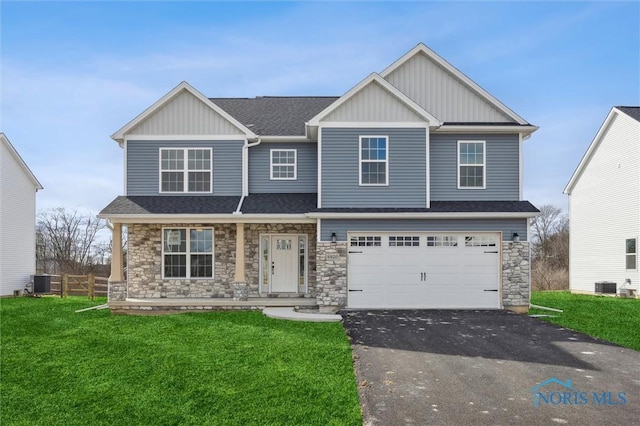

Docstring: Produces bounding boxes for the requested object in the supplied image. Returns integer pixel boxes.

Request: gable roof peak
[0,133,43,190]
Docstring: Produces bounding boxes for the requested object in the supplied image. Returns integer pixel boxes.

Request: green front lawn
[0,297,361,426]
[530,291,640,351]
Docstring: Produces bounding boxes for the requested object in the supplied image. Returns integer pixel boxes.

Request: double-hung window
[458,141,485,189]
[360,136,388,186]
[270,149,297,180]
[160,148,212,193]
[163,228,214,278]
[626,238,637,270]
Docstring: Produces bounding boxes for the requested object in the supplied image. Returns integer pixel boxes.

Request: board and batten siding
[320,218,528,241]
[323,80,425,122]
[430,133,520,201]
[126,140,243,196]
[569,111,640,293]
[383,51,513,123]
[128,89,244,136]
[321,128,427,208]
[0,141,38,295]
[248,142,317,193]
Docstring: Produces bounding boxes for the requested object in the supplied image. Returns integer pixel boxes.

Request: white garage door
[347,233,501,309]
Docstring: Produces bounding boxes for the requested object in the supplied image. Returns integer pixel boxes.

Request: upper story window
[159,148,212,193]
[626,238,637,270]
[270,149,297,180]
[458,141,485,189]
[360,136,388,186]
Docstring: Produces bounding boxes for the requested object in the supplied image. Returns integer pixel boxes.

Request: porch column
[109,222,123,282]
[108,222,126,302]
[233,223,248,300]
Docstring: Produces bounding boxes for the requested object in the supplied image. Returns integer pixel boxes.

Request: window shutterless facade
[458,141,485,189]
[359,136,388,186]
[270,149,297,180]
[162,228,214,278]
[159,148,212,193]
[626,238,637,270]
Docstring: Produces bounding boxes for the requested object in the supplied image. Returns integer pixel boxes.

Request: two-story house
[100,43,539,313]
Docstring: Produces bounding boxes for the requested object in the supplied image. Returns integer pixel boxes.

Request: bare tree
[36,208,106,275]
[530,204,569,290]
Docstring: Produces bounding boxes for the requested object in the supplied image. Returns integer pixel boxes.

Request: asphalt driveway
[342,310,640,425]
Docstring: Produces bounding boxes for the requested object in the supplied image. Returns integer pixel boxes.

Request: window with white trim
[270,149,297,180]
[389,236,420,247]
[626,238,637,270]
[458,141,485,189]
[163,228,214,278]
[360,136,388,185]
[160,148,212,193]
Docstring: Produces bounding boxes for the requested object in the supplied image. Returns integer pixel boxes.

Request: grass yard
[0,297,361,426]
[530,291,640,351]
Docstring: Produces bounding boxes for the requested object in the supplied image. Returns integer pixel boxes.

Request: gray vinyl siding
[321,128,427,208]
[248,142,317,193]
[126,140,243,196]
[430,133,520,201]
[320,218,528,241]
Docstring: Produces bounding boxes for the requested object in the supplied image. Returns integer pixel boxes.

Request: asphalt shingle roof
[209,97,339,136]
[100,195,538,216]
[617,106,640,123]
[100,196,240,215]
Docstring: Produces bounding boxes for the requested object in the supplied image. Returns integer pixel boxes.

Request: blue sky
[1,1,639,216]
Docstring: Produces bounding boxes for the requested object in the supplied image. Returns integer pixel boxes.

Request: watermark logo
[533,378,627,407]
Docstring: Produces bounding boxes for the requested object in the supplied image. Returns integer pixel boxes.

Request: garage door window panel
[389,236,420,247]
[464,235,497,247]
[350,236,382,247]
[426,235,459,247]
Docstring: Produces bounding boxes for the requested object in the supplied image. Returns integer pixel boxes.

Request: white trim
[425,129,430,208]
[161,226,214,279]
[315,121,431,129]
[317,219,322,243]
[518,133,523,200]
[308,212,538,219]
[380,43,529,126]
[317,127,322,208]
[123,139,128,195]
[269,149,297,180]
[0,133,43,190]
[434,125,538,134]
[98,214,316,224]
[260,136,312,142]
[457,140,486,190]
[359,135,389,186]
[565,107,620,194]
[158,147,213,194]
[308,73,441,127]
[111,81,256,143]
[124,134,247,141]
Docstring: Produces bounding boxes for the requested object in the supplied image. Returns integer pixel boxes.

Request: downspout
[234,137,262,214]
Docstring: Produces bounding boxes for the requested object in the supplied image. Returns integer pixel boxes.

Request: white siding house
[0,133,43,296]
[564,107,640,294]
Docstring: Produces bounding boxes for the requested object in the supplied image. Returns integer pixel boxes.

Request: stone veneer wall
[502,241,531,308]
[244,223,317,297]
[127,223,237,298]
[126,223,317,299]
[316,242,347,307]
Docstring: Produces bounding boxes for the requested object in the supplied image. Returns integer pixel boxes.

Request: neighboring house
[564,106,640,295]
[100,43,539,312]
[0,133,43,296]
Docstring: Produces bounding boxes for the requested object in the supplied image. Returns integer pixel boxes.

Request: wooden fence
[49,275,108,300]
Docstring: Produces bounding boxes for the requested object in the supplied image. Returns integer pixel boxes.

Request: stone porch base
[109,297,318,315]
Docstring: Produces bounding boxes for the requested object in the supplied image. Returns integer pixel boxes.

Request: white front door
[270,236,298,292]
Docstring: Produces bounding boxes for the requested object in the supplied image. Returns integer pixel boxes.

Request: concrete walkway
[262,307,342,322]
